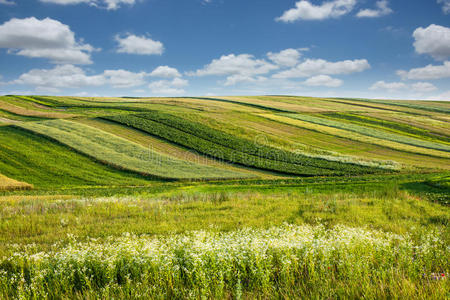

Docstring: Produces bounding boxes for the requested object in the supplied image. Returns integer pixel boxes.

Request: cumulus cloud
[148,78,188,95]
[413,24,450,61]
[437,0,450,14]
[0,17,96,64]
[0,0,15,5]
[411,82,437,93]
[276,0,357,22]
[102,69,148,88]
[224,75,267,86]
[369,81,407,91]
[273,58,370,79]
[12,65,152,90]
[397,61,450,80]
[267,48,303,67]
[115,34,164,55]
[370,80,437,94]
[303,75,343,87]
[356,0,392,18]
[39,0,136,10]
[192,54,278,76]
[13,65,105,88]
[150,66,181,78]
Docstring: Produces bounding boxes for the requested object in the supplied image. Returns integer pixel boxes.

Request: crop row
[284,113,450,153]
[16,120,249,180]
[105,113,385,176]
[323,112,450,144]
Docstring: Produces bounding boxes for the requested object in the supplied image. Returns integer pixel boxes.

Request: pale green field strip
[261,114,450,159]
[75,118,284,179]
[0,174,32,191]
[336,98,450,114]
[363,112,450,137]
[16,120,251,180]
[284,113,450,153]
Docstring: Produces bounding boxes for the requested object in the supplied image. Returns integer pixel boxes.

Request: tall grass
[0,174,32,191]
[1,224,447,299]
[16,120,250,180]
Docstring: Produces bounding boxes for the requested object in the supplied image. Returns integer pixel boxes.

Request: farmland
[0,95,448,299]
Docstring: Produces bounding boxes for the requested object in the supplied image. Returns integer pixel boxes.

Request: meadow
[0,95,448,299]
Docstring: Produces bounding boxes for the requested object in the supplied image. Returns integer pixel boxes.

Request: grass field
[0,94,448,299]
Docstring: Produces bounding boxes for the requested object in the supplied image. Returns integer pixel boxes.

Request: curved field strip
[225,96,387,113]
[0,174,33,191]
[105,113,387,176]
[16,120,250,180]
[0,98,75,118]
[0,126,151,188]
[363,112,450,137]
[284,113,450,153]
[75,118,284,179]
[336,98,450,114]
[321,112,450,144]
[262,114,450,159]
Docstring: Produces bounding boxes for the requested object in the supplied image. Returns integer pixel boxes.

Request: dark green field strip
[16,120,250,181]
[0,126,152,188]
[334,98,450,114]
[283,113,450,153]
[321,112,450,144]
[104,113,386,176]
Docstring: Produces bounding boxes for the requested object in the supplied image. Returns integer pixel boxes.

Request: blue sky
[0,0,449,99]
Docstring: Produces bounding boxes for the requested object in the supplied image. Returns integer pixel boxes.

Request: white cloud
[192,54,278,76]
[411,82,437,93]
[115,34,164,55]
[356,0,392,18]
[13,65,105,88]
[276,0,357,22]
[224,75,267,86]
[267,48,303,67]
[273,58,370,78]
[413,24,450,61]
[148,78,188,95]
[370,81,407,91]
[12,65,151,90]
[102,69,147,88]
[397,61,450,80]
[0,17,95,64]
[437,0,450,14]
[150,66,181,78]
[39,0,136,10]
[0,0,15,5]
[303,75,343,87]
[190,53,277,85]
[369,81,437,94]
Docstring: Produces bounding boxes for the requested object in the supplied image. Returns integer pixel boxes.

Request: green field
[0,95,448,299]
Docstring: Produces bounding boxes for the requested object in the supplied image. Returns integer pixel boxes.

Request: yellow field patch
[0,174,33,191]
[0,100,75,118]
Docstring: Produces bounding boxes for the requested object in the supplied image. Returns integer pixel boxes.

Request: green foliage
[16,119,250,180]
[104,112,386,176]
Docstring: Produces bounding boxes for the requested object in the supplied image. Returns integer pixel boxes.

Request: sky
[0,0,449,100]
